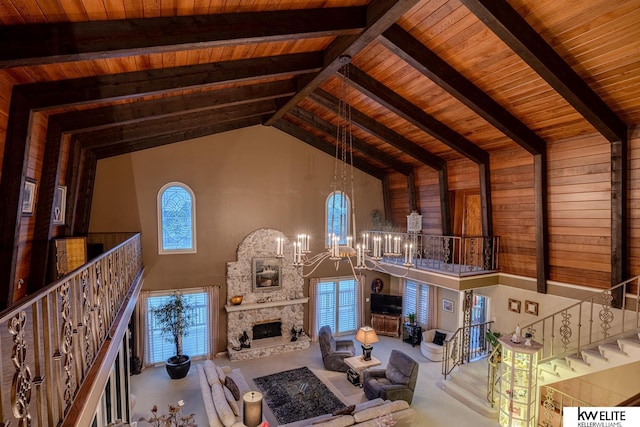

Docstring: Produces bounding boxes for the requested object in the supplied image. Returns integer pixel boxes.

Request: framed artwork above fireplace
[253,257,281,291]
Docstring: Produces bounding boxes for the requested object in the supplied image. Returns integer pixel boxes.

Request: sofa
[197,359,253,427]
[318,325,356,372]
[281,397,415,427]
[420,329,454,361]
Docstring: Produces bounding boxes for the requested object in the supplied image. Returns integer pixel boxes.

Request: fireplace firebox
[253,320,282,340]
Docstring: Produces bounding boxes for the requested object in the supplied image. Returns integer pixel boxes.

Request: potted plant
[150,292,195,379]
[407,312,416,325]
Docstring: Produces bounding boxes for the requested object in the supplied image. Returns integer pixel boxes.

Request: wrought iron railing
[442,321,495,378]
[363,231,499,276]
[540,385,593,427]
[486,343,502,407]
[0,233,143,427]
[520,276,640,363]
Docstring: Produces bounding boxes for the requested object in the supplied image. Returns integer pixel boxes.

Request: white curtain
[205,285,219,359]
[309,278,319,341]
[135,290,150,368]
[357,275,365,328]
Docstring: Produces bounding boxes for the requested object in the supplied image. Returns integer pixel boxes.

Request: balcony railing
[363,231,499,277]
[0,233,143,427]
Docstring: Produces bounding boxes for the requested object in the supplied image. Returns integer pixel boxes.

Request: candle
[243,391,263,427]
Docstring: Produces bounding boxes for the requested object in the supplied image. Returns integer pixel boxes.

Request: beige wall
[89,125,384,352]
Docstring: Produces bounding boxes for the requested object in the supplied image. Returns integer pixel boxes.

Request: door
[470,294,488,352]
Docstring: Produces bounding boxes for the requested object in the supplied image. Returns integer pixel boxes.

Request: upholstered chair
[318,325,356,372]
[363,350,419,404]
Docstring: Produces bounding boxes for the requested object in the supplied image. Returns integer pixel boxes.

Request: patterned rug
[253,367,346,424]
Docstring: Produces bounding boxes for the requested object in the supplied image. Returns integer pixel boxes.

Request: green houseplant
[150,292,195,379]
[407,313,416,325]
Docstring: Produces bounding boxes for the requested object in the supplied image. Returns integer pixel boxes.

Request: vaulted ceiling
[2,0,637,169]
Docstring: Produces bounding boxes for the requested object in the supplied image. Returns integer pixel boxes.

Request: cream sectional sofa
[197,360,252,427]
[281,398,415,427]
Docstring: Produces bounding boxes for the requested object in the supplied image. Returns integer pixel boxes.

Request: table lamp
[243,391,263,427]
[355,326,379,361]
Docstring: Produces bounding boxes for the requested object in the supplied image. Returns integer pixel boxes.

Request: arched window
[157,182,196,254]
[326,191,350,246]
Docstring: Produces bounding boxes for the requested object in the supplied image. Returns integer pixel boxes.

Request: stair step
[598,343,629,363]
[442,379,498,419]
[565,354,591,373]
[551,359,573,373]
[581,349,608,367]
[618,337,640,353]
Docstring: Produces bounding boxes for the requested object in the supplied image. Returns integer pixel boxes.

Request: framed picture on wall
[525,300,539,316]
[508,298,521,313]
[442,298,454,313]
[252,257,281,291]
[22,178,37,215]
[53,185,67,225]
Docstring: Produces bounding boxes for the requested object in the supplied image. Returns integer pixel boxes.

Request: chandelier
[275,56,420,279]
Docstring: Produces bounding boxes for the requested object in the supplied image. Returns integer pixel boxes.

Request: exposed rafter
[287,106,414,175]
[264,0,421,125]
[460,0,627,143]
[346,65,489,164]
[310,89,446,171]
[380,24,546,155]
[0,8,366,68]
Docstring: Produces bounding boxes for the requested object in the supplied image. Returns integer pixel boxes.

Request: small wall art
[53,185,66,225]
[525,300,539,316]
[508,298,521,313]
[442,298,454,313]
[22,178,37,215]
[252,257,281,291]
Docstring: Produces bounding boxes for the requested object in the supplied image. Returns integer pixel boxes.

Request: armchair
[363,350,419,404]
[318,325,355,372]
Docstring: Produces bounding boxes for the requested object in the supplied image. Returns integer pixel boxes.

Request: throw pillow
[211,382,236,427]
[332,405,355,416]
[204,360,220,386]
[223,386,240,416]
[224,376,241,401]
[433,331,447,346]
[216,365,227,382]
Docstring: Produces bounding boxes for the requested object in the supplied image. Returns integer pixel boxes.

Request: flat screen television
[370,293,403,315]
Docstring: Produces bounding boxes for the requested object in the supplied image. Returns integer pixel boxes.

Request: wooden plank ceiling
[0,0,638,182]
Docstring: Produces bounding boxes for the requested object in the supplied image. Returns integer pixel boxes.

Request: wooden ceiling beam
[19,52,322,109]
[381,25,546,155]
[346,65,489,164]
[460,0,627,143]
[264,0,421,125]
[0,8,366,69]
[273,119,385,180]
[311,89,446,171]
[93,116,266,159]
[78,100,278,149]
[287,107,414,176]
[53,80,297,133]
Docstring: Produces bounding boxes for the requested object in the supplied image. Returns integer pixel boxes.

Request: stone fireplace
[225,228,310,360]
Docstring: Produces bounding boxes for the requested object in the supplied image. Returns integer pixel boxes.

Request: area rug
[253,367,346,424]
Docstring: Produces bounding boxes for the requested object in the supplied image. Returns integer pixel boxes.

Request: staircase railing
[486,343,502,407]
[442,320,494,378]
[540,385,593,427]
[0,233,143,427]
[520,276,640,363]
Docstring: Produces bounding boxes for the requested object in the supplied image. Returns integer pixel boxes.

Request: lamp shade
[355,326,379,346]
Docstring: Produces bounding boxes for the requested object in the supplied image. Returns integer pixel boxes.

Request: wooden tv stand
[371,313,401,337]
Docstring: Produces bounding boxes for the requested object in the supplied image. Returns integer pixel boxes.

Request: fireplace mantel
[224,297,309,313]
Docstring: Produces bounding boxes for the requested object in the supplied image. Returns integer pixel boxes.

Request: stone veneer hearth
[225,228,310,360]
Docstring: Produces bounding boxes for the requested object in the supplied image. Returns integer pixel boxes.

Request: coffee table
[344,355,381,387]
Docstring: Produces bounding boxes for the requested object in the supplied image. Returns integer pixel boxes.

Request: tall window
[315,277,357,335]
[403,279,430,327]
[326,191,350,245]
[146,290,208,364]
[158,182,196,254]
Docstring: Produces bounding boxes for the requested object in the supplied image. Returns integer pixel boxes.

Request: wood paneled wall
[414,166,442,235]
[629,127,640,289]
